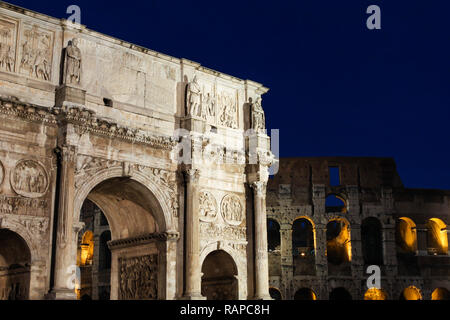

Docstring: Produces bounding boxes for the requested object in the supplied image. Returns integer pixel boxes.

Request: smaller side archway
[396,217,417,254]
[201,250,238,300]
[0,229,31,300]
[294,288,317,300]
[267,219,280,252]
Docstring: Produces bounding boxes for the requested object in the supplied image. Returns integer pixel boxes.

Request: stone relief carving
[75,155,122,188]
[199,191,218,222]
[0,214,49,243]
[200,222,246,241]
[11,160,49,198]
[250,97,265,132]
[220,194,244,226]
[218,92,238,129]
[64,38,82,85]
[0,196,47,216]
[19,25,53,81]
[119,254,158,300]
[0,19,17,73]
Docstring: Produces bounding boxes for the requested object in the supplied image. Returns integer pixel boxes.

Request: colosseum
[266,157,449,300]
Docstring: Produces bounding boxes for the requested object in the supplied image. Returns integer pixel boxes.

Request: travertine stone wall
[267,157,450,300]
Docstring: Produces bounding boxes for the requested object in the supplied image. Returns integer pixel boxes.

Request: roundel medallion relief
[220,194,244,226]
[199,191,218,222]
[11,160,49,198]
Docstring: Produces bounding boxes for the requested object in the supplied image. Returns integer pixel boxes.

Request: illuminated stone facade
[0,2,273,300]
[267,157,450,300]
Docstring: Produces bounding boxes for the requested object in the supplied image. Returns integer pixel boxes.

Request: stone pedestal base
[55,85,86,107]
[46,288,77,300]
[180,293,207,300]
[251,294,273,300]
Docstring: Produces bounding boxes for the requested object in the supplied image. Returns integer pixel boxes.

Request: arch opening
[396,218,420,276]
[201,250,238,300]
[364,288,387,300]
[0,229,31,300]
[400,286,422,300]
[431,288,450,300]
[361,217,383,266]
[76,177,168,300]
[292,218,315,275]
[325,194,347,213]
[326,218,352,275]
[269,287,282,300]
[427,218,448,255]
[294,288,317,300]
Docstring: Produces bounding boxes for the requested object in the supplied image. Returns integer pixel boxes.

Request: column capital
[250,181,267,197]
[184,168,200,184]
[56,145,77,163]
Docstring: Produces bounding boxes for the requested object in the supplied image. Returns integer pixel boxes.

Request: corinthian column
[49,145,79,300]
[183,169,205,299]
[251,181,271,300]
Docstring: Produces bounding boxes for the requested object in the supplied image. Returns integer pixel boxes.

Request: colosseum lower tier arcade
[266,157,450,300]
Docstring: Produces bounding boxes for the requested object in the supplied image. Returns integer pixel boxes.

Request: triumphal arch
[0,2,274,300]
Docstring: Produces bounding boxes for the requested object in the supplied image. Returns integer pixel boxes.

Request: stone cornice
[108,232,180,250]
[0,96,57,125]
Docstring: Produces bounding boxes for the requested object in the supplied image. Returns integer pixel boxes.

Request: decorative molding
[108,232,180,250]
[0,160,4,186]
[0,195,48,215]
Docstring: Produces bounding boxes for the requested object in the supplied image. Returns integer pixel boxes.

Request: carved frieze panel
[199,222,246,241]
[0,17,18,73]
[75,155,122,188]
[199,191,218,222]
[220,194,244,226]
[18,24,54,81]
[11,160,49,198]
[0,196,48,216]
[118,254,158,300]
[217,90,238,129]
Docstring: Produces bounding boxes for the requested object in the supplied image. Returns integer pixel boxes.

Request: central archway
[201,250,238,300]
[75,174,176,300]
[0,229,31,300]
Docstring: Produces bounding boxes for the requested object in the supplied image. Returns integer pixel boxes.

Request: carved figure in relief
[221,195,243,225]
[0,44,14,72]
[199,191,217,221]
[64,38,82,85]
[187,76,201,117]
[19,28,52,80]
[11,160,48,198]
[250,97,265,132]
[119,255,158,300]
[219,94,237,128]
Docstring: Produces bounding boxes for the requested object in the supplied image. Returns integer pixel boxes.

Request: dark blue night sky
[5,0,450,189]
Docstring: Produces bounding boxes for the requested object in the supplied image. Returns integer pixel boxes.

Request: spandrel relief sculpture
[11,160,49,198]
[64,38,82,85]
[199,191,218,222]
[19,25,53,81]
